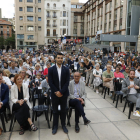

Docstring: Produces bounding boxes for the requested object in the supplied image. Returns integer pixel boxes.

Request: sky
[0,0,88,18]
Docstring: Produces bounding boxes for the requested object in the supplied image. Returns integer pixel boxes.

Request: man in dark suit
[0,75,9,135]
[48,52,70,135]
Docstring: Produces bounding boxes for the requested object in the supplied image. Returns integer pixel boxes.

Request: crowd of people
[0,45,140,136]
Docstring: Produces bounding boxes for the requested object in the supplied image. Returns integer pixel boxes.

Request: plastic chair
[113,78,124,108]
[0,111,7,132]
[32,87,50,129]
[123,98,135,119]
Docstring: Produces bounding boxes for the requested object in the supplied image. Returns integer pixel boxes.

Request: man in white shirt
[0,70,12,89]
[48,52,70,135]
[122,70,140,117]
[69,72,91,133]
[135,64,140,79]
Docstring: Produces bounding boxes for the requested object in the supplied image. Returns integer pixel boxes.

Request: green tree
[0,36,5,49]
[5,34,15,48]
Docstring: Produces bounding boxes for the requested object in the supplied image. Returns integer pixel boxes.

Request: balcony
[52,24,57,27]
[46,15,51,18]
[28,37,34,40]
[52,15,57,18]
[46,24,51,27]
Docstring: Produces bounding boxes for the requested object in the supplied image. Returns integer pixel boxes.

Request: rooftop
[0,19,12,26]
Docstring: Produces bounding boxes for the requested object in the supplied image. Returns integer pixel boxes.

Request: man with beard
[122,69,140,117]
[48,52,70,135]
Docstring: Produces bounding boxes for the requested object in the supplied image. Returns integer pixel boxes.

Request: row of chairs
[102,78,135,119]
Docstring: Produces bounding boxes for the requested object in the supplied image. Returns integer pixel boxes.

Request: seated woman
[33,63,43,76]
[114,67,124,78]
[11,74,38,135]
[93,63,102,94]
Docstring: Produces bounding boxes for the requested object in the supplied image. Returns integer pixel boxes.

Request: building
[0,19,12,39]
[83,0,127,52]
[0,8,2,18]
[44,0,71,46]
[14,0,45,50]
[71,2,85,39]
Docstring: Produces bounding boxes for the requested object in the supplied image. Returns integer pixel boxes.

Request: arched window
[47,3,50,7]
[53,3,56,7]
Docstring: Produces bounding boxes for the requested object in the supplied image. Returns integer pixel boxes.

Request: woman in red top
[121,60,126,70]
[114,67,124,78]
[43,62,51,75]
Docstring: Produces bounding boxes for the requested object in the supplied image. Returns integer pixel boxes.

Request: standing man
[48,52,70,135]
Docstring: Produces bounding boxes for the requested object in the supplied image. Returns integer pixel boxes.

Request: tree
[0,36,5,49]
[5,34,15,48]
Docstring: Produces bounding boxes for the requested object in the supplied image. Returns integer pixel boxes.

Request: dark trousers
[69,99,85,123]
[0,106,6,113]
[52,97,67,129]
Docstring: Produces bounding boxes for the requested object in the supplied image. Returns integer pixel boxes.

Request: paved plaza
[1,87,140,140]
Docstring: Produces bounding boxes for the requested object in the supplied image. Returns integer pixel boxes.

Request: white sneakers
[133,110,140,117]
[96,90,99,94]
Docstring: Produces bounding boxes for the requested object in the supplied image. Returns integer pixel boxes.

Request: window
[27,7,33,12]
[71,5,76,8]
[7,26,9,29]
[110,2,112,11]
[63,28,66,35]
[47,11,50,17]
[38,8,41,12]
[63,11,66,17]
[63,20,66,26]
[120,7,123,18]
[53,29,56,36]
[38,17,41,21]
[19,7,23,11]
[19,16,23,20]
[0,26,3,28]
[47,3,50,7]
[38,26,41,31]
[20,41,23,45]
[63,4,65,7]
[114,9,117,20]
[47,20,50,26]
[27,0,33,2]
[27,35,34,40]
[27,26,34,31]
[47,29,50,36]
[20,26,23,30]
[19,0,22,2]
[27,16,33,21]
[121,0,123,5]
[53,3,56,7]
[53,12,57,18]
[17,34,24,39]
[38,0,41,3]
[53,20,56,27]
[77,5,82,9]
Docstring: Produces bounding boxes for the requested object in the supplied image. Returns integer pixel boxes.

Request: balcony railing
[28,37,34,40]
[46,15,51,18]
[52,24,57,27]
[52,15,57,18]
[46,24,51,27]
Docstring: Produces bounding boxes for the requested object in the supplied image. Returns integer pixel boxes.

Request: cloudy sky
[0,0,87,18]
